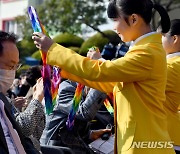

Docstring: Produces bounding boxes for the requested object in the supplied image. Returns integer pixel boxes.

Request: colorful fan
[28,6,61,114]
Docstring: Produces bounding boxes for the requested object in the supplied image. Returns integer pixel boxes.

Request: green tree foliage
[68,47,80,53]
[31,47,80,60]
[15,15,37,60]
[15,15,33,40]
[38,0,107,35]
[53,33,84,47]
[31,50,41,60]
[17,39,37,61]
[79,30,121,56]
[15,0,180,38]
[16,65,30,77]
[14,0,109,60]
[14,0,180,60]
[31,33,83,59]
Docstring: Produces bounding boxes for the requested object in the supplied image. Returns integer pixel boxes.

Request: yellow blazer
[47,33,175,154]
[165,55,180,146]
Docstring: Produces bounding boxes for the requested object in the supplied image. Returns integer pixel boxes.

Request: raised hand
[32,32,54,52]
[12,97,27,111]
[87,47,102,60]
[32,78,44,103]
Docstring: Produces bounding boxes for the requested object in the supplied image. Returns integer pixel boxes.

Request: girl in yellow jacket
[32,0,175,153]
[162,19,180,154]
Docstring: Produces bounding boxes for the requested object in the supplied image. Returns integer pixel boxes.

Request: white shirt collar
[167,52,180,59]
[129,32,158,49]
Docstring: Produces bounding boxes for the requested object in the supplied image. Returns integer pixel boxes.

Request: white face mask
[0,69,15,94]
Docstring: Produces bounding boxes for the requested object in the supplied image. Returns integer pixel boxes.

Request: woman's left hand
[87,48,101,60]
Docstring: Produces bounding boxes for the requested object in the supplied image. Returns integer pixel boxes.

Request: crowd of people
[0,0,180,154]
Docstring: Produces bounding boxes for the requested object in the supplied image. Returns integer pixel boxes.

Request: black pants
[175,150,180,154]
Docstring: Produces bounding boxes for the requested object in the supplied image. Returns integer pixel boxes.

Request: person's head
[25,66,42,87]
[0,31,19,94]
[19,73,28,86]
[12,78,20,87]
[162,19,180,54]
[107,0,170,42]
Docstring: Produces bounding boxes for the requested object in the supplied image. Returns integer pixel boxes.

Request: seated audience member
[162,19,180,154]
[13,79,45,152]
[17,73,30,97]
[24,65,42,105]
[0,31,41,153]
[7,78,20,98]
[40,79,112,153]
[101,43,117,60]
[101,41,129,60]
[11,66,44,151]
[9,66,42,112]
[40,49,113,154]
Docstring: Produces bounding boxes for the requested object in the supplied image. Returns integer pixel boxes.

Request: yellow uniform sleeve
[61,70,117,93]
[47,43,153,83]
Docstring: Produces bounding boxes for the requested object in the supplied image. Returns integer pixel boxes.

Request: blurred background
[0,0,179,77]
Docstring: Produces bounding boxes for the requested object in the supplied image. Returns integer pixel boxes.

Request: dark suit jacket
[40,80,113,149]
[0,92,39,154]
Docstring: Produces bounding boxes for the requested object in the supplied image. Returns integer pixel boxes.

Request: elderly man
[0,31,44,154]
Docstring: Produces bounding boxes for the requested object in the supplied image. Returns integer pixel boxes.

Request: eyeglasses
[10,63,22,70]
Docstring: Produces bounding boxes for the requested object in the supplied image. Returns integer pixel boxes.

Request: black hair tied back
[153,4,170,33]
[107,0,170,33]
